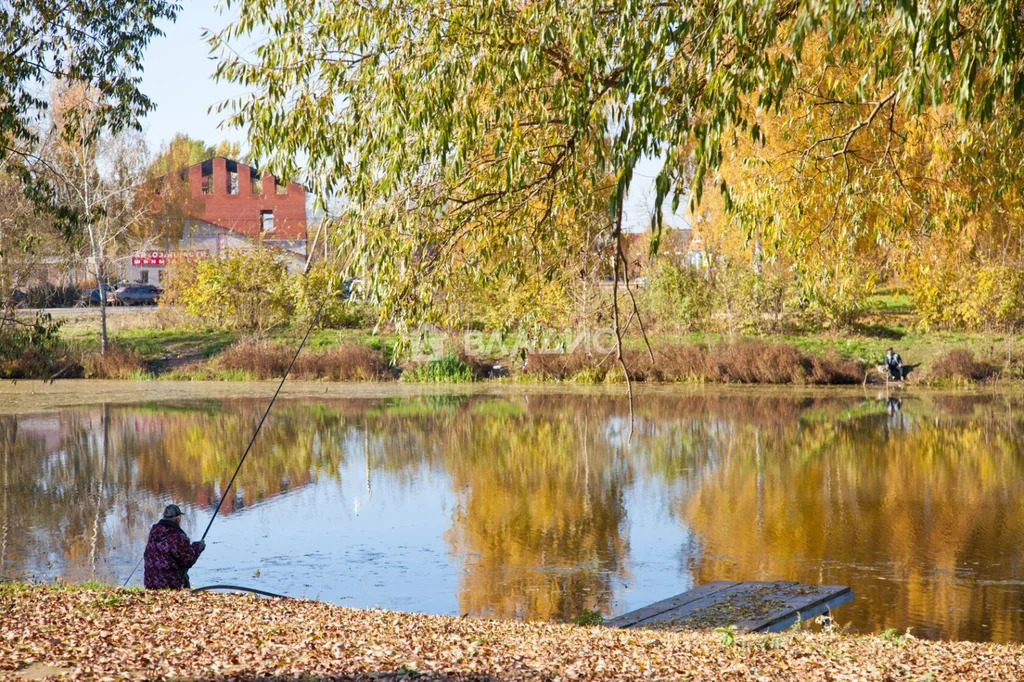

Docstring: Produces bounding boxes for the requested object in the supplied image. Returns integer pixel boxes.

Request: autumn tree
[212,1,1024,340]
[0,1,178,194]
[47,82,152,353]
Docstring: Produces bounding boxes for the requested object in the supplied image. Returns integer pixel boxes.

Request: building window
[260,210,275,233]
[201,177,213,194]
[275,180,287,195]
[228,170,238,195]
[251,172,262,195]
[140,270,150,284]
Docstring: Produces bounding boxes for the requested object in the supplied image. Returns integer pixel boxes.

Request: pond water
[2,387,1024,642]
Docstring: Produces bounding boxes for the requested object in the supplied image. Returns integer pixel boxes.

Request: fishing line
[200,296,326,542]
[121,295,329,587]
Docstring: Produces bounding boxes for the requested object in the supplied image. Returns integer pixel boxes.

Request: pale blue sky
[138,4,687,232]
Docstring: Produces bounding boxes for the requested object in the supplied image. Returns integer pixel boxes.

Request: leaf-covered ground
[2,584,1023,681]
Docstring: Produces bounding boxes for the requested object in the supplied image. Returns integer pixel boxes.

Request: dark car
[9,290,28,307]
[109,284,162,306]
[82,286,113,306]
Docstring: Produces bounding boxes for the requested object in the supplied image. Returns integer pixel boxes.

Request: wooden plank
[738,585,853,633]
[631,580,800,630]
[605,580,737,629]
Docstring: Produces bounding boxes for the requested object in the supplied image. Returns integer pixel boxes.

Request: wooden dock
[606,580,853,633]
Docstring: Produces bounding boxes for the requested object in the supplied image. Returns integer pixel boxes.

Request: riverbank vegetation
[10,290,1024,386]
[2,583,1021,680]
[6,2,1024,391]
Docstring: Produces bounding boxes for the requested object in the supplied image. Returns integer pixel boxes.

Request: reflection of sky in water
[5,391,1024,642]
[187,454,694,618]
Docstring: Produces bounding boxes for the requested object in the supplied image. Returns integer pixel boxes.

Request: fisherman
[143,504,205,590]
[884,347,904,382]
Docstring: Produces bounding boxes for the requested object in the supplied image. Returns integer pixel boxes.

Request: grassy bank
[2,583,1021,681]
[10,304,1021,385]
[50,323,1023,386]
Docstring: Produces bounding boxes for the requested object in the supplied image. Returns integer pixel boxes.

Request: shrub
[926,349,1000,384]
[82,345,147,379]
[23,284,80,308]
[402,353,475,382]
[218,339,391,381]
[164,249,295,331]
[217,340,291,379]
[0,312,80,379]
[293,263,371,329]
[913,262,1024,332]
[645,263,714,332]
[292,344,390,380]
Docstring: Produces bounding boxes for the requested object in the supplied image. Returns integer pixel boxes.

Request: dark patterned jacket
[143,519,204,589]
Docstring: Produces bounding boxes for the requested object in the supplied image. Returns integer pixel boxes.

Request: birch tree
[48,83,151,354]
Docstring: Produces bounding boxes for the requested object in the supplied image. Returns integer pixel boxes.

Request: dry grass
[925,349,1000,384]
[218,340,391,381]
[218,340,291,378]
[293,344,391,381]
[81,345,148,379]
[0,348,82,380]
[524,349,616,381]
[523,342,863,385]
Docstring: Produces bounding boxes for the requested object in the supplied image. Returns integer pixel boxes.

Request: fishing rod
[200,296,326,542]
[122,295,329,587]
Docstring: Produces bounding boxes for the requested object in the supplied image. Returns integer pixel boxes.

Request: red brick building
[181,157,307,240]
[147,156,308,241]
[130,157,309,283]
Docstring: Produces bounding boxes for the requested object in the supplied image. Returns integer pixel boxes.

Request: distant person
[143,504,205,590]
[884,347,904,381]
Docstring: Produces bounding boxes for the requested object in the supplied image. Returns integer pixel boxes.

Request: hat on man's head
[162,504,184,519]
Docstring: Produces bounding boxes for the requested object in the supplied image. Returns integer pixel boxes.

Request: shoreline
[0,378,1011,415]
[2,583,1022,680]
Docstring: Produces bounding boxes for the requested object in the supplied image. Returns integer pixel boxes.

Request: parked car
[8,290,28,307]
[82,286,113,306]
[109,284,162,306]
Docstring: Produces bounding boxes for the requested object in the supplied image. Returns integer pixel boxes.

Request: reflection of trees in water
[8,390,1024,640]
[670,399,1024,642]
[0,406,132,582]
[2,401,355,581]
[352,398,632,622]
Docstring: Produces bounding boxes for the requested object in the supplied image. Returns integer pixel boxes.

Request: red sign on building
[131,250,208,267]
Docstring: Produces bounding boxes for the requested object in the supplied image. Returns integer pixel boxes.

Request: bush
[0,312,80,379]
[163,249,295,331]
[522,341,863,385]
[926,349,1000,384]
[23,284,80,308]
[293,263,371,329]
[402,353,475,382]
[82,345,147,379]
[645,263,714,332]
[218,339,391,381]
[913,262,1024,332]
[164,252,377,332]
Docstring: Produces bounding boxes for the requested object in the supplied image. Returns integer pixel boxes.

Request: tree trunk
[96,253,109,355]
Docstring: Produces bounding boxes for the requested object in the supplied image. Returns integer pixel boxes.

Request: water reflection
[2,390,1024,642]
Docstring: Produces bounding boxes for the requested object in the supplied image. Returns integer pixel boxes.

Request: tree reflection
[667,395,1024,642]
[5,391,1024,641]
